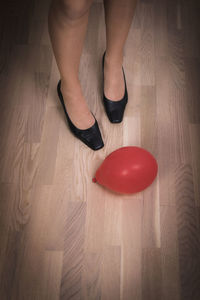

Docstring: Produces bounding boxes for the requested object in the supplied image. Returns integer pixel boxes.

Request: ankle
[60,84,88,107]
[104,51,123,67]
[61,77,82,95]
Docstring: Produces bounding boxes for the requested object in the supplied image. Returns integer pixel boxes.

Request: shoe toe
[79,123,104,151]
[93,140,104,150]
[108,109,124,123]
[85,135,104,150]
[89,133,104,150]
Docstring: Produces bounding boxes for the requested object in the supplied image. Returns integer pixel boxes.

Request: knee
[57,0,92,20]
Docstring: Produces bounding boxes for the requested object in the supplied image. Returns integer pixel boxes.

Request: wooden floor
[0,0,200,299]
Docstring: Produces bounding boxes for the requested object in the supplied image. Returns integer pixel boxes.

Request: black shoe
[102,50,128,123]
[57,79,104,151]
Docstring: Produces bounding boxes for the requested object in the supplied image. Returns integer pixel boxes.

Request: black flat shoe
[102,50,128,123]
[57,79,104,151]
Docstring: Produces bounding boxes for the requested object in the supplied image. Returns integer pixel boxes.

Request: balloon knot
[92,177,97,183]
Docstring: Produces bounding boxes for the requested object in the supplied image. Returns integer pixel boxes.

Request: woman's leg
[103,0,138,101]
[48,0,95,129]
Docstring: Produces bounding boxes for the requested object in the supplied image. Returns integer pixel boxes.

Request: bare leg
[103,0,138,101]
[48,0,95,129]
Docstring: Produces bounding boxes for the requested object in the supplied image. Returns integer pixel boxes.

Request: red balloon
[92,146,158,194]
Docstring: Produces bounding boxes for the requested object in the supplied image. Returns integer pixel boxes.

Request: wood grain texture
[60,201,86,300]
[121,195,143,300]
[175,164,200,299]
[101,246,121,300]
[0,0,200,299]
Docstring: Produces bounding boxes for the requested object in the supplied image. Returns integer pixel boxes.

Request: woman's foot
[60,80,95,130]
[103,52,125,101]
